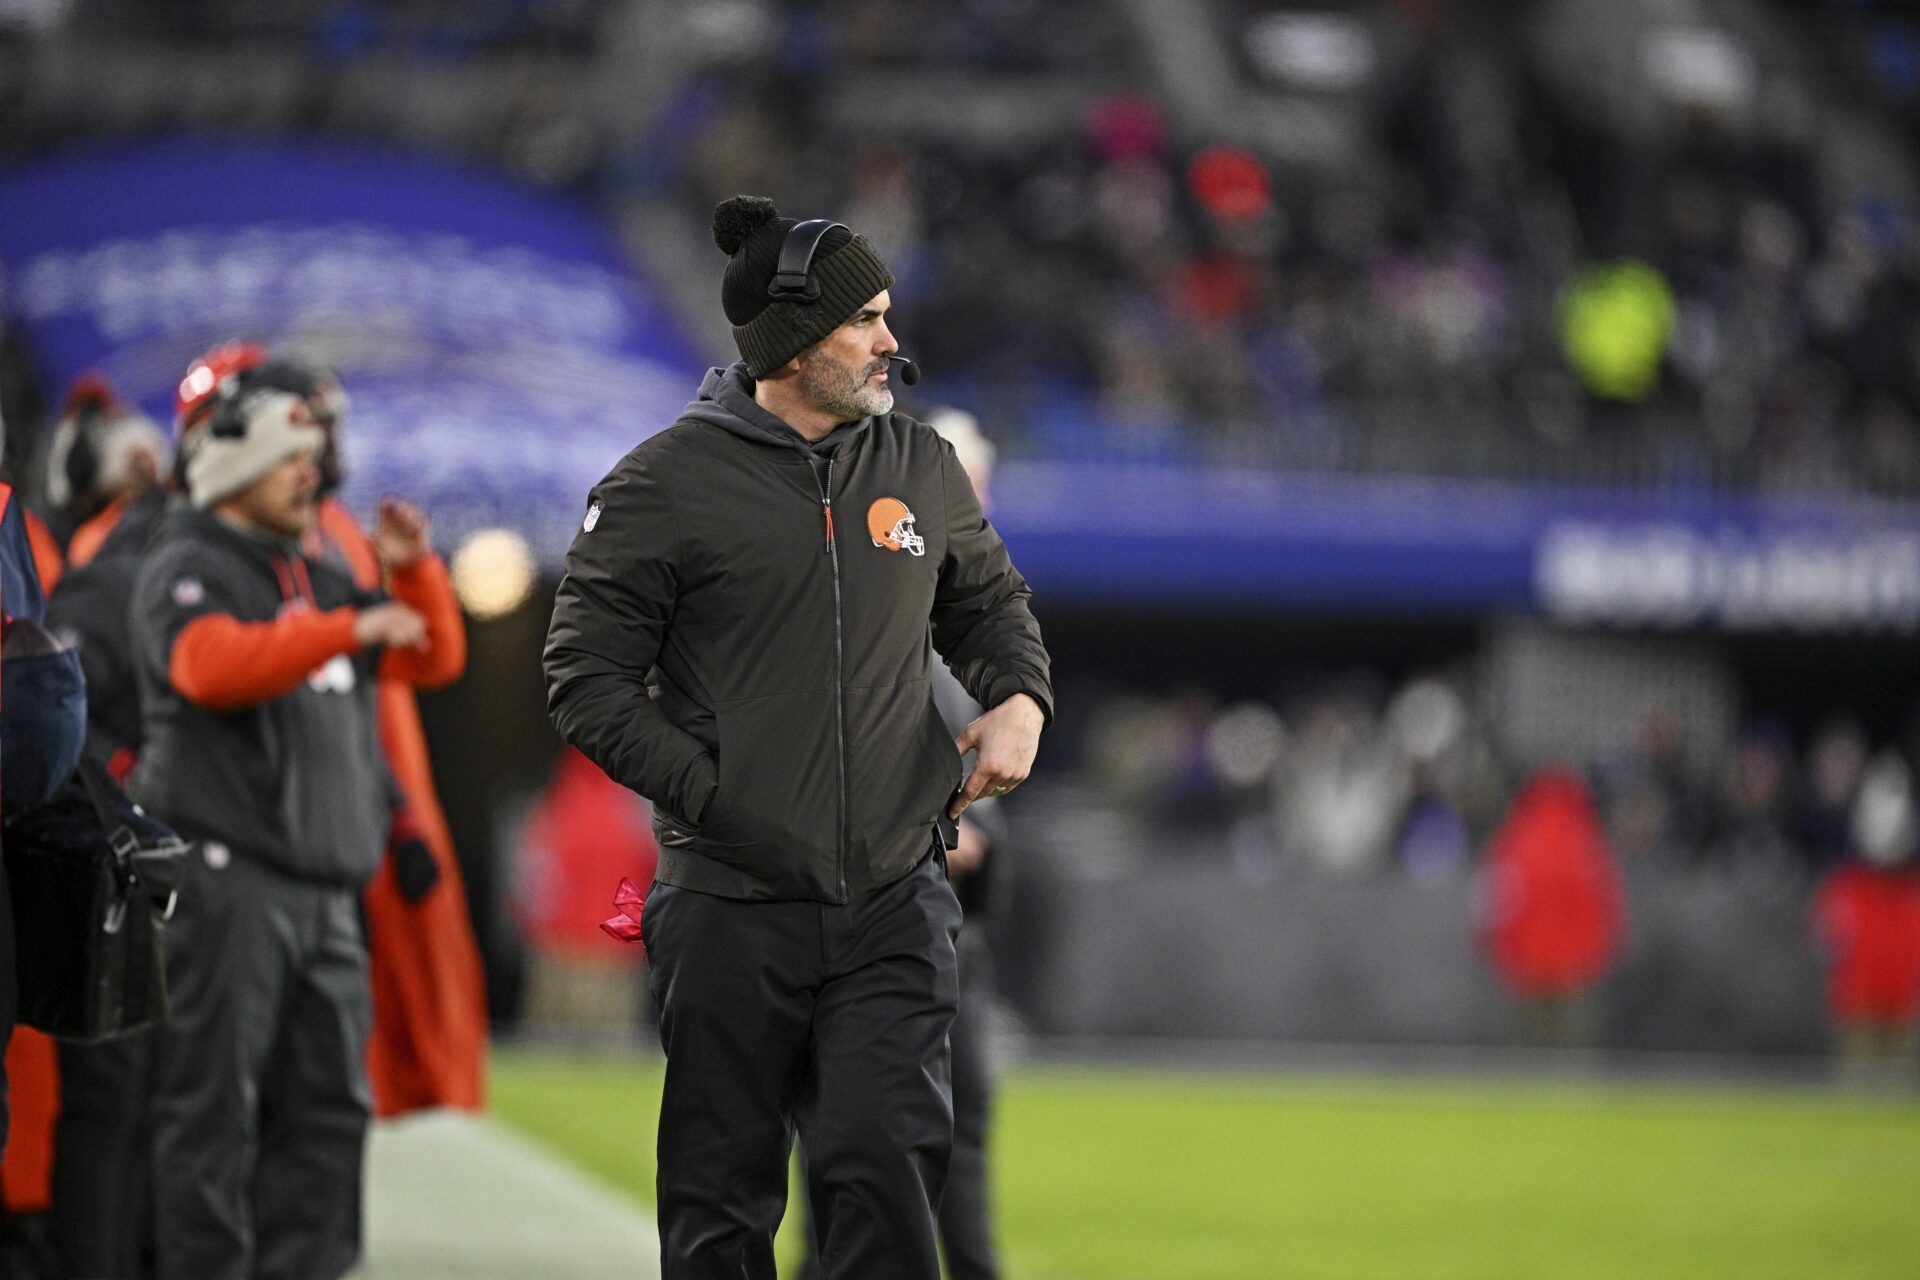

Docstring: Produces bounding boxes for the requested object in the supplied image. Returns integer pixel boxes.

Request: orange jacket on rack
[313,496,486,1114]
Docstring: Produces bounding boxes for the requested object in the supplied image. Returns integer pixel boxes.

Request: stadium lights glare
[451,527,536,620]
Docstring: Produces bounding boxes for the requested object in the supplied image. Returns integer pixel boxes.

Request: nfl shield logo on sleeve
[583,501,602,533]
[172,576,205,607]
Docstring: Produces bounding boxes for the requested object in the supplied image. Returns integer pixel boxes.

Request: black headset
[766,219,920,385]
[767,219,845,305]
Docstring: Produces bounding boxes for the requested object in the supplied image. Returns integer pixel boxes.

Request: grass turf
[489,1046,1920,1279]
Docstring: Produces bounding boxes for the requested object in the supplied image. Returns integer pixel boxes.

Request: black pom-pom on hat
[717,194,800,328]
[712,195,780,256]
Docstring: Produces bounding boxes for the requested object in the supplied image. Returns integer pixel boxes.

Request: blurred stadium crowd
[682,0,1920,492]
[1077,673,1905,885]
[7,0,1920,491]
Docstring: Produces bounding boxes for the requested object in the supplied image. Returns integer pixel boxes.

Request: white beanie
[186,390,327,509]
[1854,753,1917,868]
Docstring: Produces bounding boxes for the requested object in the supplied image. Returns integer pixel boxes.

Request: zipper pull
[823,498,835,553]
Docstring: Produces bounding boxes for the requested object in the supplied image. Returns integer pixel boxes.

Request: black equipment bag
[4,756,190,1043]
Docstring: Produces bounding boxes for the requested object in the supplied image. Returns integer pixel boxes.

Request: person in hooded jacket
[130,370,460,1280]
[544,196,1052,1280]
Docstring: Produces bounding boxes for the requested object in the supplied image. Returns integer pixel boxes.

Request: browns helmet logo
[866,497,925,556]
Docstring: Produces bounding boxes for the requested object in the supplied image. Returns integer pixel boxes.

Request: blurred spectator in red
[1479,766,1627,1047]
[514,748,658,1035]
[1813,754,1920,1085]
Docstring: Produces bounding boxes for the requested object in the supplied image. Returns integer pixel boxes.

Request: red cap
[174,341,268,437]
[62,371,122,418]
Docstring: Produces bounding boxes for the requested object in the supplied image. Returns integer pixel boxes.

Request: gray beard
[798,352,894,422]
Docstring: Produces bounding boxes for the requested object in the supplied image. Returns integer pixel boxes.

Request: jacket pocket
[844,680,963,868]
[701,686,839,861]
[651,801,705,849]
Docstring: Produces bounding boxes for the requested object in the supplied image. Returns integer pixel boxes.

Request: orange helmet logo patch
[867,497,925,556]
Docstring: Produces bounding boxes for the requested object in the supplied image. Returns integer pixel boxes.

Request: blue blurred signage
[0,138,703,559]
[993,462,1920,630]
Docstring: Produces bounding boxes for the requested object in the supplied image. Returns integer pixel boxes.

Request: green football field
[490,1046,1920,1280]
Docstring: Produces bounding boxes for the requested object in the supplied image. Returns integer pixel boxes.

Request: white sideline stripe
[359,1110,661,1279]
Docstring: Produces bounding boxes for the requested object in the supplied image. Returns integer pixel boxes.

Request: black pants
[54,1030,157,1279]
[644,852,961,1280]
[151,852,371,1280]
[938,931,1000,1280]
[799,926,1001,1280]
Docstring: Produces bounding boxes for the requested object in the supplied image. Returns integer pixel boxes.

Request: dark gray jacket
[130,509,389,886]
[46,487,170,760]
[544,364,1052,904]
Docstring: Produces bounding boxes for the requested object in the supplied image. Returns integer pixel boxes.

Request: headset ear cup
[766,220,847,304]
[205,376,255,440]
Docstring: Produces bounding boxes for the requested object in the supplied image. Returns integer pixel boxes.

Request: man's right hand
[354,601,427,650]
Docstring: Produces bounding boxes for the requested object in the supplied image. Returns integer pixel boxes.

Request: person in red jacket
[515,748,659,1034]
[1814,753,1920,1085]
[1479,765,1627,1047]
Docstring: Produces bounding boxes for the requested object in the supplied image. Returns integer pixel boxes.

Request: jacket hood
[682,363,871,457]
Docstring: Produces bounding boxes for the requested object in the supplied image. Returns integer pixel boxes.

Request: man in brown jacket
[544,196,1051,1279]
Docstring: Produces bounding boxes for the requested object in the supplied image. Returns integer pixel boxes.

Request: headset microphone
[886,354,921,386]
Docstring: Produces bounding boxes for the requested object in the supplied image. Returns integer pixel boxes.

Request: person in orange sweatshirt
[129,372,460,1280]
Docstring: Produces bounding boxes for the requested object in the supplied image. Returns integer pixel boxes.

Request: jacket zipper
[817,456,850,901]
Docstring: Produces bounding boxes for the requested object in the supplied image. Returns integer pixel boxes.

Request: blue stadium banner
[992,462,1920,631]
[0,137,703,559]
